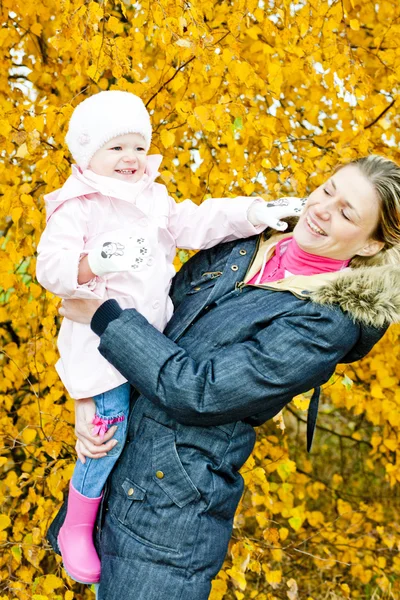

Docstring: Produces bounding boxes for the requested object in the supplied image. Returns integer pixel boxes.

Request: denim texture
[48,236,386,599]
[72,382,130,497]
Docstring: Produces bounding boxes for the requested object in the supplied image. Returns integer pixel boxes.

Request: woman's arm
[88,300,361,427]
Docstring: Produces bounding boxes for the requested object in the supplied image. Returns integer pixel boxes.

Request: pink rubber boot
[58,482,102,584]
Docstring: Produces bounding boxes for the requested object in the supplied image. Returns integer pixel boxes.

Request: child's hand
[75,398,118,463]
[87,235,150,277]
[247,197,307,231]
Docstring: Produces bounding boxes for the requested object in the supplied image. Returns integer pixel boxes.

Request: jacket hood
[312,264,400,328]
[44,154,163,221]
[259,220,400,328]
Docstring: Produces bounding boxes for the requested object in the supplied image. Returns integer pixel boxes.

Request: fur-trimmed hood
[312,264,400,328]
[246,223,400,329]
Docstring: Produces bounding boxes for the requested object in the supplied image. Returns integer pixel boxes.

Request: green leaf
[341,374,353,390]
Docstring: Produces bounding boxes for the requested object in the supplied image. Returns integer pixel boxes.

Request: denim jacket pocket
[110,423,202,553]
[152,435,200,508]
[186,271,223,295]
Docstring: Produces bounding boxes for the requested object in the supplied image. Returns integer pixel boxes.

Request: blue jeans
[72,383,130,498]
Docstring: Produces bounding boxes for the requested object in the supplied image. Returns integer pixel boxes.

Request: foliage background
[1,0,400,598]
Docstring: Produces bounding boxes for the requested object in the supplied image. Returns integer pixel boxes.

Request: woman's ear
[356,239,385,257]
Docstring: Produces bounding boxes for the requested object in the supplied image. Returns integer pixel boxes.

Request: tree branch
[145,56,196,107]
[364,98,396,129]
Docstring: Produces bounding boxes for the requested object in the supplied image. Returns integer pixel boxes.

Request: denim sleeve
[96,308,361,427]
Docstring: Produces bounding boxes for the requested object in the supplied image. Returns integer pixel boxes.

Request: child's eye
[110,146,122,151]
[341,210,351,221]
[323,188,331,196]
[136,147,145,152]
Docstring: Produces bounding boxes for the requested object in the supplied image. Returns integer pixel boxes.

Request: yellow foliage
[1,0,400,597]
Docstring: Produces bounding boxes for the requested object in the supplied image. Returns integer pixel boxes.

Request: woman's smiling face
[293,165,384,260]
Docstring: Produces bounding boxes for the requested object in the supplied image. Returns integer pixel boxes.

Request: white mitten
[87,236,150,277]
[247,197,307,231]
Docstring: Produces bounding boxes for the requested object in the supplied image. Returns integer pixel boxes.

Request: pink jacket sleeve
[36,197,105,300]
[167,196,265,250]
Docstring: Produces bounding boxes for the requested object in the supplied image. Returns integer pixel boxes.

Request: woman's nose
[313,202,331,221]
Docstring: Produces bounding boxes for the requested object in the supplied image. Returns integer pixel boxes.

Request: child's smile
[89,132,148,183]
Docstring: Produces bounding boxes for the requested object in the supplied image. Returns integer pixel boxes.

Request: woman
[49,155,400,599]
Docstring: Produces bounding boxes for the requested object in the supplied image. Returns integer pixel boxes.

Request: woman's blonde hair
[340,155,400,267]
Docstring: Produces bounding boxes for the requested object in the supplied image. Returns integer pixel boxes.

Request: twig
[365,98,396,129]
[146,56,196,107]
[293,547,352,566]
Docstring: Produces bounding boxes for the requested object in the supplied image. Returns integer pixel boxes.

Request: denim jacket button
[127,487,134,496]
[231,265,239,272]
[239,249,247,256]
[193,286,201,291]
[155,470,165,479]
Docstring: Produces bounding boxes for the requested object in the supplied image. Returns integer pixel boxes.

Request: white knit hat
[65,91,152,169]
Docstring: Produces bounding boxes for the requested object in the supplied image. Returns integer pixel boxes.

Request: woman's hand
[75,397,118,463]
[59,298,104,324]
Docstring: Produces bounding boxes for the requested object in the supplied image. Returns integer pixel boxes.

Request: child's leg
[59,383,130,584]
[72,382,130,497]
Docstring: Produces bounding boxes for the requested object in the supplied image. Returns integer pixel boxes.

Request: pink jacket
[36,155,264,399]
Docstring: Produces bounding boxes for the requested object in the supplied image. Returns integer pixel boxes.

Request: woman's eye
[111,146,122,151]
[341,210,351,221]
[136,147,145,152]
[323,188,331,196]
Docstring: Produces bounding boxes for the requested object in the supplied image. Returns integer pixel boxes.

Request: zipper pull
[235,281,245,291]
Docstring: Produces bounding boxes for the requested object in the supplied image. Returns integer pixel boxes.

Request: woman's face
[293,165,384,260]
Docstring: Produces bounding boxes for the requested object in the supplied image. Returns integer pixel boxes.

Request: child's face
[89,133,147,182]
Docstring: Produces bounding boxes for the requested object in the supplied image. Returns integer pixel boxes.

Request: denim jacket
[48,234,399,597]
[92,234,395,429]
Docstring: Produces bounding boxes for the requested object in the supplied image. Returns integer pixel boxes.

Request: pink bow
[92,415,109,438]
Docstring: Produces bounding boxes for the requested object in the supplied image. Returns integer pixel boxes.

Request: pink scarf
[248,237,350,285]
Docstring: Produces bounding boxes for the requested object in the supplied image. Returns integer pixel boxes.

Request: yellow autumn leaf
[30,283,42,299]
[160,130,175,149]
[22,429,37,444]
[279,527,289,541]
[87,64,100,82]
[194,106,210,124]
[16,143,29,158]
[0,272,16,290]
[349,19,360,31]
[204,120,216,132]
[108,16,124,34]
[383,438,397,451]
[293,395,310,410]
[31,22,42,36]
[43,574,63,594]
[300,21,308,36]
[226,565,247,590]
[0,514,11,532]
[265,569,282,586]
[175,38,192,48]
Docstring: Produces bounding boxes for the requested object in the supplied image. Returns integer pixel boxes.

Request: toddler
[36,90,303,584]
